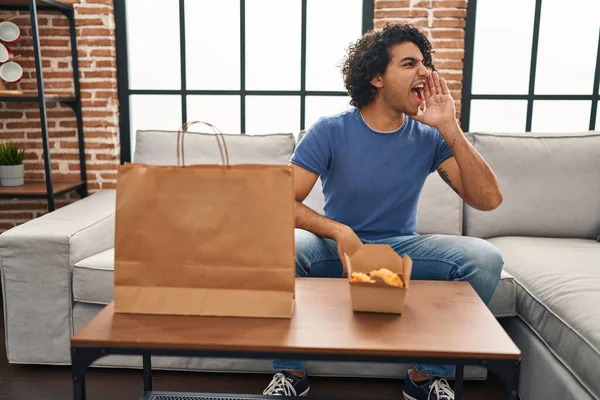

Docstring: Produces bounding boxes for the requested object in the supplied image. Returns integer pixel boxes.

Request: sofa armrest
[0,190,116,364]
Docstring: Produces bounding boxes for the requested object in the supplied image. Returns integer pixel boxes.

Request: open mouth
[410,83,425,104]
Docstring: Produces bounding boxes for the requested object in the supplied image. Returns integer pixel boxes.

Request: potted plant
[0,140,25,187]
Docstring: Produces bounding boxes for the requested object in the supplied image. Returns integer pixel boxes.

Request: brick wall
[0,0,118,232]
[374,0,467,115]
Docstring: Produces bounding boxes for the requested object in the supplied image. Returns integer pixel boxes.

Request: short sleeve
[290,118,331,176]
[429,129,454,173]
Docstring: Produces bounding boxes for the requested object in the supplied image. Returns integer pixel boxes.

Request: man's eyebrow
[400,57,422,63]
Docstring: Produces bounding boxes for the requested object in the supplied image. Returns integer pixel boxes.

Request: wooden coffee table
[70,278,521,400]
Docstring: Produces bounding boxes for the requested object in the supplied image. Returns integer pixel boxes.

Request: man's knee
[295,229,316,277]
[294,229,341,278]
[469,239,503,275]
[457,238,504,303]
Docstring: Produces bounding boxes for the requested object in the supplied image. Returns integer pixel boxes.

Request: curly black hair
[342,23,434,108]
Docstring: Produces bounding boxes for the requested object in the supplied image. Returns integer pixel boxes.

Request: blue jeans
[272,229,504,378]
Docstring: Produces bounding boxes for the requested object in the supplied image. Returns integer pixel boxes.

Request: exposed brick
[80,28,113,37]
[95,60,116,68]
[52,153,93,161]
[79,60,94,68]
[0,212,36,220]
[375,9,429,18]
[96,153,119,160]
[39,28,71,37]
[19,38,70,47]
[77,6,112,15]
[0,111,25,119]
[375,0,411,8]
[100,172,118,180]
[17,59,52,69]
[89,48,115,57]
[431,39,464,49]
[433,49,464,59]
[432,1,467,8]
[446,81,462,90]
[433,59,463,69]
[33,71,73,79]
[83,70,116,79]
[52,19,70,27]
[94,90,118,98]
[430,29,465,39]
[0,202,46,211]
[81,100,111,108]
[41,49,73,57]
[23,172,45,180]
[6,121,56,129]
[25,110,74,119]
[78,38,114,46]
[0,132,28,139]
[0,222,16,230]
[80,81,116,90]
[432,19,466,28]
[375,19,429,29]
[434,9,467,18]
[74,18,105,27]
[45,81,74,89]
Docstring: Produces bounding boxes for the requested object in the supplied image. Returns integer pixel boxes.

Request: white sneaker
[263,371,310,397]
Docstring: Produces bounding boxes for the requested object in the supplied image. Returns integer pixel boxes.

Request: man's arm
[413,70,502,211]
[291,163,348,239]
[436,129,502,211]
[291,163,363,274]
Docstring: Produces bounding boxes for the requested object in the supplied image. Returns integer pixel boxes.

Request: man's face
[372,42,430,115]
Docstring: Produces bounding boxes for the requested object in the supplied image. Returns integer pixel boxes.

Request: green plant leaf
[0,140,26,165]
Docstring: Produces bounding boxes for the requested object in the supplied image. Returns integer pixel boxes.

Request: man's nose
[418,65,430,77]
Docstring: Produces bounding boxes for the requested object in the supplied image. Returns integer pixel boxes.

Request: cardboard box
[345,244,413,314]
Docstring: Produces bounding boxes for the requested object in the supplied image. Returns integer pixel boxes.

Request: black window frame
[114,0,375,164]
[460,0,600,133]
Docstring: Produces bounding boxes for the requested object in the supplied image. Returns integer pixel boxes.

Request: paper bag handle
[176,120,230,167]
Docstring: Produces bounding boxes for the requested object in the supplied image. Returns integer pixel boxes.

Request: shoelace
[428,378,455,400]
[263,373,297,396]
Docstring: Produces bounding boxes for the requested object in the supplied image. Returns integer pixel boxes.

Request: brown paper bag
[113,121,296,318]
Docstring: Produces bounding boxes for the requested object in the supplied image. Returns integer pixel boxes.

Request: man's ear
[370,74,383,88]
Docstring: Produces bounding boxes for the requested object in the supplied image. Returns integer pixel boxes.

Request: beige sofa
[1,128,599,400]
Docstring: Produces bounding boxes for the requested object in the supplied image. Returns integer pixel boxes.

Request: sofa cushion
[296,131,463,236]
[73,248,114,304]
[489,269,516,317]
[416,173,462,236]
[488,236,600,397]
[466,132,600,239]
[72,247,515,318]
[133,130,296,166]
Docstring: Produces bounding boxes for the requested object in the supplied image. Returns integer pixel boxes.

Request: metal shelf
[0,0,73,12]
[0,94,77,103]
[0,0,88,211]
[0,180,83,199]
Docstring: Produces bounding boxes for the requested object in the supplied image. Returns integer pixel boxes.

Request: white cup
[0,60,23,83]
[0,21,20,45]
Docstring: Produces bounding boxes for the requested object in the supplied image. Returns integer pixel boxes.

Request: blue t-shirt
[290,107,453,240]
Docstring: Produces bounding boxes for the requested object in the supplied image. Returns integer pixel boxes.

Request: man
[262,23,504,400]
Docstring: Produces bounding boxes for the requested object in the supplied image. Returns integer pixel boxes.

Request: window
[461,0,600,134]
[115,0,374,162]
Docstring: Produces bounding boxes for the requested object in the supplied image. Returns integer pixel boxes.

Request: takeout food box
[345,244,413,314]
